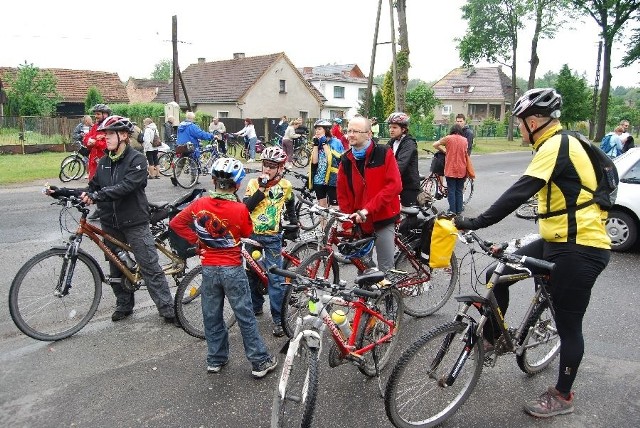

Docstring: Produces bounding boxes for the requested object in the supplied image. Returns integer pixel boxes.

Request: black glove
[454,216,478,231]
[47,186,81,199]
[312,137,321,146]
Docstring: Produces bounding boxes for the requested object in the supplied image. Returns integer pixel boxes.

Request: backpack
[599,134,613,153]
[152,129,161,147]
[136,128,145,144]
[538,130,618,219]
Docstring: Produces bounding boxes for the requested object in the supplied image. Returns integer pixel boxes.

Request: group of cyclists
[51,86,611,419]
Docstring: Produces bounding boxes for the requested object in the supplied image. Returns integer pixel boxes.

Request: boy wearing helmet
[386,112,420,206]
[83,104,112,181]
[243,146,297,337]
[456,88,610,418]
[169,158,278,378]
[310,119,344,208]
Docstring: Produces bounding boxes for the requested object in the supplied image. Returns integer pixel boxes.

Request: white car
[607,147,640,251]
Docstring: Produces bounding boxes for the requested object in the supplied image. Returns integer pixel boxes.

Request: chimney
[198,58,206,64]
[233,53,245,60]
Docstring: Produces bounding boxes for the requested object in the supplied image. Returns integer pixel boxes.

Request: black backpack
[538,130,618,219]
[137,128,145,144]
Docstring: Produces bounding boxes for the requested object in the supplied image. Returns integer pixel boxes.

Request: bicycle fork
[55,238,81,297]
[439,317,479,387]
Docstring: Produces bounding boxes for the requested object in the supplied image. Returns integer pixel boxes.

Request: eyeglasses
[346,129,369,134]
[263,162,280,169]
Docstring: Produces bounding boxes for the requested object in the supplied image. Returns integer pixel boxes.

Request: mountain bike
[9,193,191,341]
[384,231,559,428]
[270,266,404,428]
[515,196,539,220]
[174,225,330,339]
[283,169,322,233]
[172,142,225,188]
[418,149,474,209]
[158,149,175,177]
[59,141,87,182]
[291,136,311,168]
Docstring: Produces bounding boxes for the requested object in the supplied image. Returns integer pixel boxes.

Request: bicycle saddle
[354,269,386,287]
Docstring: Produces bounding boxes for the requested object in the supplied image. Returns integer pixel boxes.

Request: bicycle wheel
[356,287,404,377]
[158,152,174,176]
[173,156,199,189]
[292,147,310,168]
[9,248,102,341]
[516,298,560,374]
[394,249,458,317]
[271,340,319,428]
[462,178,474,206]
[174,266,236,340]
[59,156,85,182]
[384,320,483,428]
[421,177,440,201]
[282,240,322,270]
[281,250,339,338]
[199,150,213,175]
[515,201,538,220]
[296,200,321,232]
[227,142,238,158]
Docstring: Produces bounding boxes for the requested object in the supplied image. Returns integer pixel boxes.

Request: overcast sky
[3,0,638,88]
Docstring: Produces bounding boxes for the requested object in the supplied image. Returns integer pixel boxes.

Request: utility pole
[365,0,383,115]
[589,40,602,141]
[172,16,179,104]
[388,0,399,110]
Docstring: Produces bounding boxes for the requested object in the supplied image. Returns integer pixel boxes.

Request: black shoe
[163,316,181,327]
[254,309,264,316]
[111,310,133,321]
[272,324,285,337]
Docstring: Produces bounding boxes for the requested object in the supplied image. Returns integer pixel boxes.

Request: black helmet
[512,88,562,119]
[98,115,135,134]
[92,104,112,115]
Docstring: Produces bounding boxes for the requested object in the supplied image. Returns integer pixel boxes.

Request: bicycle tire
[421,177,441,202]
[516,298,560,374]
[174,266,237,340]
[384,320,483,428]
[462,178,474,206]
[59,156,85,182]
[158,152,174,176]
[9,248,102,341]
[394,249,458,318]
[271,340,319,428]
[296,200,321,232]
[173,156,200,189]
[292,147,310,168]
[282,240,322,270]
[227,142,238,158]
[281,250,340,338]
[356,287,404,377]
[515,201,538,220]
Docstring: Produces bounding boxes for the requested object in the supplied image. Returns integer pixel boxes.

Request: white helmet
[261,146,288,164]
[210,157,245,187]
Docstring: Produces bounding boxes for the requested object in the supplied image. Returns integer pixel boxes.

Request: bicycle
[174,225,332,339]
[291,136,311,168]
[418,149,474,209]
[280,200,458,338]
[158,149,175,177]
[9,193,190,341]
[384,231,559,428]
[59,141,87,182]
[515,196,539,220]
[282,169,322,233]
[270,265,404,428]
[172,142,225,189]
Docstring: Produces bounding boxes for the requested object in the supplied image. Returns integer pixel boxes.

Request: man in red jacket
[337,116,402,273]
[83,104,111,180]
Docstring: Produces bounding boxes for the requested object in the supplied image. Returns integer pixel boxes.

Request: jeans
[248,233,284,325]
[248,137,258,160]
[200,265,271,368]
[102,222,174,318]
[445,176,465,214]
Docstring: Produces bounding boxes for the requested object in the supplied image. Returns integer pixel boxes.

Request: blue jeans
[248,137,257,160]
[200,265,271,368]
[446,176,465,215]
[248,233,284,325]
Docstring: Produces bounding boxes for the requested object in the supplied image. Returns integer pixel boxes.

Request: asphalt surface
[1,152,639,427]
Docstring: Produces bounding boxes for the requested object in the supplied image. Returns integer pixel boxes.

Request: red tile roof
[432,66,514,101]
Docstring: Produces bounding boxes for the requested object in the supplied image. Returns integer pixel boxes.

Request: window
[330,110,344,119]
[217,111,229,118]
[453,87,464,93]
[334,86,345,99]
[442,105,452,115]
[279,80,287,94]
[299,111,308,121]
[358,88,366,101]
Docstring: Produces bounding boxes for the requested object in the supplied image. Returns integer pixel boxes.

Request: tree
[621,23,640,66]
[571,0,640,140]
[84,87,104,114]
[405,83,438,119]
[151,59,172,81]
[555,64,593,127]
[394,0,410,112]
[382,69,396,116]
[458,0,528,140]
[535,70,559,87]
[5,62,60,116]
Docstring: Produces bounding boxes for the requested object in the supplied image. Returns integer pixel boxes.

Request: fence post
[19,116,25,154]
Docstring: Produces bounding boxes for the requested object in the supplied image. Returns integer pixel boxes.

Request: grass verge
[0,152,69,185]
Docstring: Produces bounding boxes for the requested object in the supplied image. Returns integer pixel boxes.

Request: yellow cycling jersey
[245,178,294,235]
[525,125,610,249]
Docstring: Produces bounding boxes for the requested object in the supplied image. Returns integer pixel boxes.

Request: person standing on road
[142,118,160,179]
[274,115,288,142]
[164,116,177,149]
[234,118,258,162]
[386,112,420,207]
[433,124,470,215]
[455,114,475,154]
[176,111,214,160]
[309,119,344,208]
[169,158,278,378]
[455,88,610,419]
[337,116,402,273]
[282,118,301,168]
[208,117,227,154]
[83,104,111,181]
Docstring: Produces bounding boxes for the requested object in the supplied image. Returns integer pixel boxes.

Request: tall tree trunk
[528,2,543,89]
[509,35,518,141]
[395,0,409,112]
[596,38,613,141]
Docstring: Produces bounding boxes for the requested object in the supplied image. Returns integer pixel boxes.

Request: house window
[330,110,344,119]
[299,111,308,121]
[358,88,366,101]
[279,80,287,93]
[442,105,452,115]
[334,86,345,99]
[453,87,464,93]
[217,111,229,118]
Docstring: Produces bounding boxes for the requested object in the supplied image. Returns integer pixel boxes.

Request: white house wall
[311,80,369,120]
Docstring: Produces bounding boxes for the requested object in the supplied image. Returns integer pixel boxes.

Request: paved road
[1,153,639,427]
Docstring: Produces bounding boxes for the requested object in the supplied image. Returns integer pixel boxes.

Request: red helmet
[386,112,410,127]
[98,115,135,134]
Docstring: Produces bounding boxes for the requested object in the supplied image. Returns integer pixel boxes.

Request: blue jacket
[177,121,213,156]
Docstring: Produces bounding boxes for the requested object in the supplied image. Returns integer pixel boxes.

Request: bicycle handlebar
[297,197,352,222]
[268,266,382,299]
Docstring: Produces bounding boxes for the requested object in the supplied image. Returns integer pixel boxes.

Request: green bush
[111,103,166,119]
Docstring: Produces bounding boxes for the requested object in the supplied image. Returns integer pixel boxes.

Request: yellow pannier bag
[429,217,457,268]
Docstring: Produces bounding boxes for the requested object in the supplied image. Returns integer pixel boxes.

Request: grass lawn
[0,152,69,185]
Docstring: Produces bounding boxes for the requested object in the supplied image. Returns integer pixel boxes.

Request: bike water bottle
[116,250,137,270]
[331,309,351,338]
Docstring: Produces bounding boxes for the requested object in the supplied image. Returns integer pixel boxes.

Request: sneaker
[252,356,278,379]
[207,361,228,374]
[524,386,574,418]
[111,310,133,322]
[272,324,285,337]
